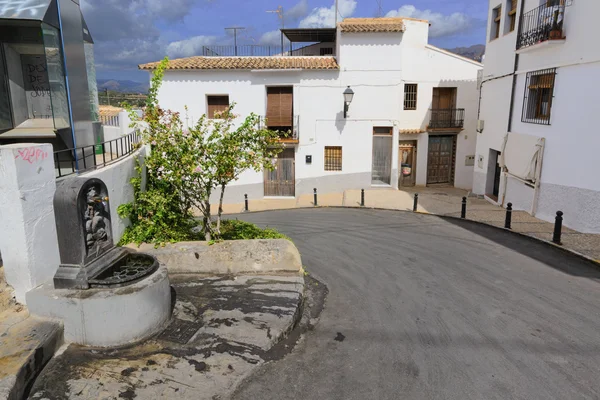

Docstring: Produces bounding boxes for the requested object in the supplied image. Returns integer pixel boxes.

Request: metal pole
[335,0,339,25]
[461,197,467,219]
[313,188,318,206]
[553,211,563,245]
[245,194,249,212]
[225,27,245,57]
[361,189,365,207]
[505,202,512,229]
[413,193,418,212]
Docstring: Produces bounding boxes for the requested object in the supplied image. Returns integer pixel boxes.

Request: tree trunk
[203,194,212,242]
[216,183,226,235]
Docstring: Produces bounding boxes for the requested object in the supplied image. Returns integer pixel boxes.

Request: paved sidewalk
[213,187,600,262]
[29,273,305,400]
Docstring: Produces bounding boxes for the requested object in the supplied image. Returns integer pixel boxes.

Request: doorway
[427,135,456,185]
[264,148,295,197]
[372,127,393,185]
[398,140,417,187]
[486,149,502,201]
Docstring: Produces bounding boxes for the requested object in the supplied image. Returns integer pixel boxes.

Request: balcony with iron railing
[517,1,566,50]
[200,44,335,57]
[258,115,300,143]
[428,109,465,130]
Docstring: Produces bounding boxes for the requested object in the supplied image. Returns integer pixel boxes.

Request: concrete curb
[0,317,63,400]
[233,205,600,268]
[126,239,303,275]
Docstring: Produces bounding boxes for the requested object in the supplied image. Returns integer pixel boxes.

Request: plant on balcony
[118,57,283,244]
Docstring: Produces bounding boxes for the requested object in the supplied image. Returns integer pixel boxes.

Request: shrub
[219,220,290,241]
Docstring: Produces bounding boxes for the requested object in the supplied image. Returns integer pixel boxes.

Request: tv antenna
[225,27,245,56]
[266,6,285,51]
[375,0,383,17]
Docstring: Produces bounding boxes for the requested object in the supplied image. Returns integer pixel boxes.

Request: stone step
[0,309,63,400]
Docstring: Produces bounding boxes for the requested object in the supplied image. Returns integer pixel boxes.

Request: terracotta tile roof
[99,105,123,117]
[339,17,408,33]
[139,56,339,71]
[399,128,426,134]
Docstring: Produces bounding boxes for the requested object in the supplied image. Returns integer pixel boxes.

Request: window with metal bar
[404,84,418,110]
[508,0,517,32]
[324,146,342,171]
[207,95,229,119]
[522,68,556,125]
[491,5,502,40]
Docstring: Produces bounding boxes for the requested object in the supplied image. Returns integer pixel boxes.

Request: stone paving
[212,186,600,262]
[29,273,305,400]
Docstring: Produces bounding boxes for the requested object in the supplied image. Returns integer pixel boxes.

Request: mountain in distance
[97,79,149,94]
[445,44,485,62]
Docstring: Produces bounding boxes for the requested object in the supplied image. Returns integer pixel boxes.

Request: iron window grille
[324,146,342,171]
[522,68,556,125]
[404,84,418,110]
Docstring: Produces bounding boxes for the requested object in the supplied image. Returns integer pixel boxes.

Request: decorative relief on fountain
[53,177,158,290]
[83,183,110,250]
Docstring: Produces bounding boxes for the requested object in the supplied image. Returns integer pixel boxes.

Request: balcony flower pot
[549,29,562,40]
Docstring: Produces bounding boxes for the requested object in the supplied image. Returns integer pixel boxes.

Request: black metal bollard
[244,194,249,212]
[413,193,418,212]
[553,211,563,245]
[361,189,365,207]
[313,188,318,206]
[505,202,512,229]
[461,197,467,219]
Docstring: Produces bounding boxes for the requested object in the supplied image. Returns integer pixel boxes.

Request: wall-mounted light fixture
[343,86,354,119]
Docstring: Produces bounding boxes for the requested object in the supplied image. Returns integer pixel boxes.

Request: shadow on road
[440,216,600,280]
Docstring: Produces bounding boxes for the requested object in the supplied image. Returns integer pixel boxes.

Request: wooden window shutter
[207,95,229,119]
[266,87,293,127]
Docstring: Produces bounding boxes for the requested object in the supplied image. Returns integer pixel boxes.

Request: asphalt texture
[232,208,600,400]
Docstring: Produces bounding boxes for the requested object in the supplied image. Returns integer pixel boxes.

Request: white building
[140,17,482,203]
[475,0,600,233]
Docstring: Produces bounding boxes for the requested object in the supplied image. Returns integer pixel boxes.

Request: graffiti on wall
[14,147,49,164]
[21,54,52,119]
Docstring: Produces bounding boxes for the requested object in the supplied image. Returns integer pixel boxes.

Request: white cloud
[166,36,218,58]
[386,5,473,38]
[286,0,309,20]
[299,0,357,28]
[258,30,284,46]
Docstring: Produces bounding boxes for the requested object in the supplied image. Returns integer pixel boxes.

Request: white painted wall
[78,146,147,241]
[476,0,600,233]
[103,111,136,142]
[0,143,60,303]
[154,19,482,197]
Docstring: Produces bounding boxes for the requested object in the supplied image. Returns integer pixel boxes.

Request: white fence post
[0,143,60,303]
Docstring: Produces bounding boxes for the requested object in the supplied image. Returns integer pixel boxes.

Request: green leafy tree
[119,57,283,243]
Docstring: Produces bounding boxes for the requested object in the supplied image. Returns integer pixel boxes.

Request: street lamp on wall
[343,86,354,119]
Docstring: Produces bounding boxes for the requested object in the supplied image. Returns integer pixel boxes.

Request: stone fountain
[27,177,172,347]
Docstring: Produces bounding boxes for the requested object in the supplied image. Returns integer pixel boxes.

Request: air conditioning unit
[476,120,485,133]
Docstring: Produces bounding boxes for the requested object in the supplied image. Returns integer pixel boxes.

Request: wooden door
[264,148,295,196]
[432,88,457,127]
[427,136,455,185]
[432,88,456,109]
[399,141,417,187]
[266,87,293,127]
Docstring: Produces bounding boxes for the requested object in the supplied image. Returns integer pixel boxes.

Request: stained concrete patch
[0,311,62,400]
[28,273,306,400]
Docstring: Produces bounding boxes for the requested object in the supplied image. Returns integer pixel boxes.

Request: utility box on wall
[465,155,475,167]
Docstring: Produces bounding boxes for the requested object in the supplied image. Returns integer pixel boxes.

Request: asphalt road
[232,208,600,400]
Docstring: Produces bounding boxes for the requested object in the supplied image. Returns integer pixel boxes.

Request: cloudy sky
[81,0,488,82]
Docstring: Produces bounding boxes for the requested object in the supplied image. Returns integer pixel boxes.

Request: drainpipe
[501,0,528,206]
